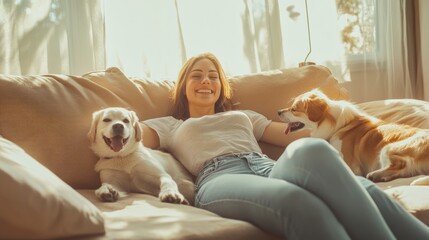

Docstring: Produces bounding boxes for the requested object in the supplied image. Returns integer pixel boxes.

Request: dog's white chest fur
[95,154,142,174]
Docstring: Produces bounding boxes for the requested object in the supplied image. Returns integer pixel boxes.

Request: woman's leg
[270,138,396,240]
[195,173,350,240]
[357,176,429,240]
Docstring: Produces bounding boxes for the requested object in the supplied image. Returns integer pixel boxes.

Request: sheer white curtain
[378,0,414,99]
[104,0,347,81]
[420,0,429,101]
[0,0,104,75]
[342,0,420,102]
[104,0,286,80]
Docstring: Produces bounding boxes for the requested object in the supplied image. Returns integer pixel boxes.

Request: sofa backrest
[0,66,348,189]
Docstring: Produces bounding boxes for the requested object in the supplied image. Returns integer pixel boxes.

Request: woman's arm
[260,121,310,147]
[141,123,160,149]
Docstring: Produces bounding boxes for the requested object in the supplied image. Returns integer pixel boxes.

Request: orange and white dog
[277,89,429,183]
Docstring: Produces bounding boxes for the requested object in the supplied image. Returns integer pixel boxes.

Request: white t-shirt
[144,110,271,176]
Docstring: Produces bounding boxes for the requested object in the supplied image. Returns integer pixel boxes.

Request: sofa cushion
[77,189,280,240]
[230,65,349,121]
[385,186,429,226]
[0,136,105,239]
[357,99,429,129]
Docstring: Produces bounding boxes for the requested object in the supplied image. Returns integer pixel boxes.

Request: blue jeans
[195,138,429,240]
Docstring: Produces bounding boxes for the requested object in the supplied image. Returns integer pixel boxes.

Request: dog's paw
[159,190,189,205]
[366,171,394,182]
[95,184,119,202]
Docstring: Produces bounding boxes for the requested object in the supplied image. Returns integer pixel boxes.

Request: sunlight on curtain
[104,0,287,80]
[0,0,103,75]
[104,0,183,80]
[104,0,348,82]
[279,0,349,81]
[341,0,418,102]
[377,0,414,99]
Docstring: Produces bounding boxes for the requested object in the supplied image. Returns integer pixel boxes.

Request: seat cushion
[385,185,429,226]
[77,190,280,240]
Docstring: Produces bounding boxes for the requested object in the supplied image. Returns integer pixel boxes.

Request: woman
[142,52,429,239]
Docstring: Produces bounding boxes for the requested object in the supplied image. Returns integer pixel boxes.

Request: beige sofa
[0,65,428,239]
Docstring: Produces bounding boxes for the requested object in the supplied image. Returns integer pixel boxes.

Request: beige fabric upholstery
[385,186,429,226]
[229,65,349,121]
[376,175,429,227]
[0,136,105,239]
[357,99,429,128]
[77,190,280,240]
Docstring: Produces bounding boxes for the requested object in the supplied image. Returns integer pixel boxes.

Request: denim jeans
[195,138,429,240]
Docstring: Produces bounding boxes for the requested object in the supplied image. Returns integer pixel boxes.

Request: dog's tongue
[284,124,291,135]
[111,136,124,152]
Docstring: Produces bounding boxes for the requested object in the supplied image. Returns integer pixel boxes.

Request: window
[336,0,377,55]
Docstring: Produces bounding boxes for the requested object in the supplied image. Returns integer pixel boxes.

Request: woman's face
[185,58,221,109]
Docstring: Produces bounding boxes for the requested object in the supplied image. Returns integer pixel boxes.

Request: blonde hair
[171,52,232,120]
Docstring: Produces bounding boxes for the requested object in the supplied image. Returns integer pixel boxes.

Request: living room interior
[1,0,429,239]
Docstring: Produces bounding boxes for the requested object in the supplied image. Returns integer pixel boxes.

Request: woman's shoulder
[143,116,182,129]
[221,109,258,114]
[237,109,264,117]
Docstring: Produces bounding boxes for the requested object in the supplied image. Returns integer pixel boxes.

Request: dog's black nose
[112,123,124,131]
[277,110,283,116]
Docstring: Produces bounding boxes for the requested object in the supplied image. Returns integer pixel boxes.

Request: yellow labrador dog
[88,107,195,205]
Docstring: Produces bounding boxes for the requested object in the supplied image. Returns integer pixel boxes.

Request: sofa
[0,65,428,239]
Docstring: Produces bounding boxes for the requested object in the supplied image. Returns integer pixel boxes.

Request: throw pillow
[0,136,105,239]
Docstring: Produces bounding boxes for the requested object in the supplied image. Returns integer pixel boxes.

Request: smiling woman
[171,53,232,120]
[185,59,222,116]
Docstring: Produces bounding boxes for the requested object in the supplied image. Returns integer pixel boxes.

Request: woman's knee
[273,186,327,217]
[279,138,340,166]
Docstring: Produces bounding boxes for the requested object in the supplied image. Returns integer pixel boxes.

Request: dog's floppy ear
[305,92,329,123]
[88,110,103,143]
[130,111,142,142]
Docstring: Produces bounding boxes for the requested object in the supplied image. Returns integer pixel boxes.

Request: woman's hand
[260,121,310,147]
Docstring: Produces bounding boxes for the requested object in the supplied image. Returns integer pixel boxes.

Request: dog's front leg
[366,155,406,182]
[132,162,189,205]
[95,170,128,202]
[158,174,189,205]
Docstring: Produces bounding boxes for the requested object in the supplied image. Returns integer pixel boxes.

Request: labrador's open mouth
[103,135,129,152]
